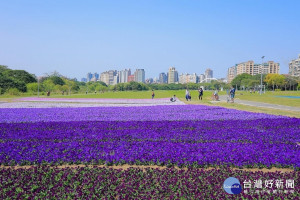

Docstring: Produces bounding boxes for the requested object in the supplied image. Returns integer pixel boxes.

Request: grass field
[234,90,300,107]
[35,90,223,100]
[1,90,299,117]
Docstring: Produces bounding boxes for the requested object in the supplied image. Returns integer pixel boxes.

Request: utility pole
[260,56,265,95]
[38,77,40,98]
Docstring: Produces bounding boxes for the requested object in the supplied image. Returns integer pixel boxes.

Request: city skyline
[1,1,299,80]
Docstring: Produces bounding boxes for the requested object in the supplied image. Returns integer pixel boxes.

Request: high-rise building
[228,60,280,83]
[119,69,131,83]
[128,75,135,82]
[205,68,213,79]
[100,71,110,85]
[81,78,87,82]
[261,61,280,74]
[112,75,119,85]
[179,73,198,84]
[145,78,153,84]
[289,54,300,77]
[168,67,178,84]
[87,72,93,82]
[159,73,167,84]
[227,66,237,83]
[134,69,145,83]
[90,73,99,82]
[236,61,255,75]
[108,70,118,85]
[198,74,205,83]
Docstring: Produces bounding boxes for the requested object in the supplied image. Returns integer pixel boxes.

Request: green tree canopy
[49,76,65,86]
[264,74,286,90]
[231,73,252,89]
[2,70,36,84]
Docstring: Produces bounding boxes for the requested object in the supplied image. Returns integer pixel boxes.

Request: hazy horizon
[1,0,300,80]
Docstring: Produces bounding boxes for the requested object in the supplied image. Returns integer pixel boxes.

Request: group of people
[185,88,203,101]
[149,87,235,103]
[151,88,205,102]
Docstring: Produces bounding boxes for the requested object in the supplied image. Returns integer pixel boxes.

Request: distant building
[128,75,135,82]
[81,78,87,82]
[205,68,213,79]
[261,61,279,74]
[108,70,118,85]
[159,72,167,84]
[168,67,178,84]
[198,74,205,83]
[228,60,280,83]
[99,70,117,85]
[100,71,110,85]
[119,69,131,83]
[134,69,145,83]
[218,78,227,83]
[289,54,300,77]
[179,73,197,84]
[227,66,237,83]
[90,72,99,82]
[87,72,93,82]
[145,78,153,84]
[112,74,119,85]
[203,77,218,83]
[93,73,99,80]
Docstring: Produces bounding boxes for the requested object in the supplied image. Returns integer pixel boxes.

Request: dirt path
[0,164,295,173]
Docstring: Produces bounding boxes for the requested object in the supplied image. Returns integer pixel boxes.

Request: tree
[64,79,77,95]
[2,70,36,84]
[26,83,38,94]
[0,72,27,93]
[283,75,299,90]
[42,79,55,92]
[231,73,252,89]
[49,76,65,86]
[264,74,286,90]
[0,65,8,73]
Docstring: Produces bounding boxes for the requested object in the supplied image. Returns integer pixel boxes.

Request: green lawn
[233,90,300,107]
[29,90,224,100]
[1,90,299,118]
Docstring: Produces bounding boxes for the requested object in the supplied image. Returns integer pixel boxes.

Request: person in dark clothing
[170,95,176,102]
[198,88,203,100]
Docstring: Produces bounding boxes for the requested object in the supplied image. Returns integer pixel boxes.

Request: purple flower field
[0,166,298,199]
[0,105,288,123]
[0,104,299,198]
[0,105,299,169]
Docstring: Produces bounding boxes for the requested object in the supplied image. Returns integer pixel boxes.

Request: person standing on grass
[232,87,236,98]
[198,88,203,100]
[151,90,155,99]
[230,87,235,99]
[185,89,190,101]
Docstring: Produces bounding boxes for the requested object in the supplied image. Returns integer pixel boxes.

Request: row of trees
[27,72,80,95]
[0,65,36,94]
[2,65,299,96]
[0,64,235,96]
[231,73,300,90]
[79,81,230,93]
[0,66,82,95]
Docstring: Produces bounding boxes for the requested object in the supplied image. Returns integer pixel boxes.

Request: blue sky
[1,0,299,80]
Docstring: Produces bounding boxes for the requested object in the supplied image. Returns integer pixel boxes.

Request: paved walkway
[218,95,300,112]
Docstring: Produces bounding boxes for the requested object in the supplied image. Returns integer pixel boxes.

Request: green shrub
[6,88,21,96]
